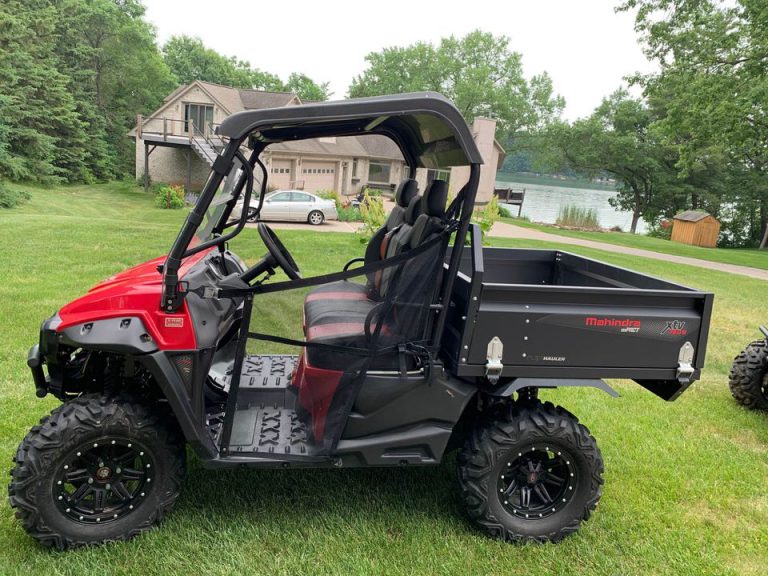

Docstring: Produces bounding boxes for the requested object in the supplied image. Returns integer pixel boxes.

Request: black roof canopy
[217,92,483,168]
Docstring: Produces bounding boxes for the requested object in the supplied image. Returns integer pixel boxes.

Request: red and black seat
[302,180,449,370]
[304,178,419,307]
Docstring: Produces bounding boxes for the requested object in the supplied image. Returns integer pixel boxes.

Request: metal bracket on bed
[676,341,695,384]
[485,336,504,384]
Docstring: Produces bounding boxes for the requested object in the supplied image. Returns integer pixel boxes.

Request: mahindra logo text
[585,317,641,328]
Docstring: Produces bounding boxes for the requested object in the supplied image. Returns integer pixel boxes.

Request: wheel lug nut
[88,478,94,484]
[116,468,122,474]
[105,484,111,490]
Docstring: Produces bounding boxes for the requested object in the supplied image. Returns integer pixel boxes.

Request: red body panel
[293,350,344,441]
[56,250,213,350]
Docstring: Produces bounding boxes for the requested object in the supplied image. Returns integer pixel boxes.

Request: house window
[368,161,391,183]
[352,159,358,177]
[184,104,214,134]
[426,169,450,186]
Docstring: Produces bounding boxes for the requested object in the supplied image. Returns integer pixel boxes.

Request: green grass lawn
[498,216,768,270]
[0,183,767,575]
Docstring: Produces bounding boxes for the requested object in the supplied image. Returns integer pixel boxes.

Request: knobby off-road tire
[457,400,604,543]
[8,394,186,549]
[729,340,768,410]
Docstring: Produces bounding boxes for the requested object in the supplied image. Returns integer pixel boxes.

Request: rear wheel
[457,400,603,543]
[8,395,185,549]
[729,340,768,410]
[308,210,324,225]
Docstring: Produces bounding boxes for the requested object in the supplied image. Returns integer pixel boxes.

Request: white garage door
[270,159,293,189]
[301,161,336,192]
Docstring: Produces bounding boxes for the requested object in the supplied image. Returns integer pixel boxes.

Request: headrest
[394,179,418,207]
[404,195,423,225]
[423,180,448,218]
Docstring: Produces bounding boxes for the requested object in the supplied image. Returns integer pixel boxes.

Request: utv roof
[217,92,483,168]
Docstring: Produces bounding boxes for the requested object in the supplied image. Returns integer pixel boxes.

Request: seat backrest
[409,179,448,248]
[363,179,418,267]
[377,179,448,298]
[374,193,423,297]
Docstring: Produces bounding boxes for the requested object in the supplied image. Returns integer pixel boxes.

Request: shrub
[357,192,385,243]
[498,204,512,218]
[316,189,342,211]
[155,184,186,209]
[610,225,623,232]
[556,205,600,229]
[0,183,31,208]
[337,205,363,222]
[647,221,672,240]
[471,196,501,244]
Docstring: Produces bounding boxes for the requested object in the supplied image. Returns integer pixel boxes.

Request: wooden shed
[670,210,721,248]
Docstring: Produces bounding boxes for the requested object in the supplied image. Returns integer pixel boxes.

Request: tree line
[1,1,764,247]
[0,0,329,185]
[544,0,767,246]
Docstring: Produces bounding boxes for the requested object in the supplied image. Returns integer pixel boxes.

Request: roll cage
[161,92,483,351]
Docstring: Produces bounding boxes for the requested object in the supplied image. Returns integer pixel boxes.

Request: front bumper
[28,313,62,398]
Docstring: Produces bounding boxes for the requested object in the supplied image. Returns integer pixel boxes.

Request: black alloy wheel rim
[53,438,154,525]
[497,444,576,519]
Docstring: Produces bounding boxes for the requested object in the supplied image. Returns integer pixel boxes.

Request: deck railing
[136,114,224,144]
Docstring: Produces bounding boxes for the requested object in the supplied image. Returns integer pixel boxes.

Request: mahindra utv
[9,93,714,549]
[729,326,768,410]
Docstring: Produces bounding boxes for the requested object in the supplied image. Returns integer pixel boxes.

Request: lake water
[495,178,648,234]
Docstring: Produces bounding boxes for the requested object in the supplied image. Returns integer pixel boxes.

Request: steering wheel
[257,223,301,280]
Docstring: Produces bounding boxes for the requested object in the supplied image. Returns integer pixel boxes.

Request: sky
[142,0,655,121]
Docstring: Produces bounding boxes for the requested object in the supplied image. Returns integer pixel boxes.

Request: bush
[0,183,31,208]
[647,221,672,240]
[471,196,501,244]
[556,204,600,229]
[337,205,363,222]
[316,189,342,211]
[357,192,385,243]
[155,184,186,209]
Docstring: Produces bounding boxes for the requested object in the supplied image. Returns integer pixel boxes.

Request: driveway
[491,221,768,281]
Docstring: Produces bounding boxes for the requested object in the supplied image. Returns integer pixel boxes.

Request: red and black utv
[10,93,713,549]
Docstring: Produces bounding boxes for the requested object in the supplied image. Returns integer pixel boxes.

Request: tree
[162,36,331,101]
[53,0,176,178]
[548,91,673,233]
[0,0,88,183]
[619,0,768,247]
[163,35,283,90]
[284,73,331,101]
[349,30,564,138]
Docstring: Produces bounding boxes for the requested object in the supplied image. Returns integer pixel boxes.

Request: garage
[269,159,293,189]
[301,161,337,192]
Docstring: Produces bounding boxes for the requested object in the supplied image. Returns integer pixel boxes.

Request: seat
[304,191,423,330]
[305,178,419,304]
[303,180,449,371]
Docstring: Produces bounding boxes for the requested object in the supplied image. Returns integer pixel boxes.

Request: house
[133,80,504,203]
[671,210,721,248]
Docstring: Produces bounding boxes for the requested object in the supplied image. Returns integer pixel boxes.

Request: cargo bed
[442,235,713,401]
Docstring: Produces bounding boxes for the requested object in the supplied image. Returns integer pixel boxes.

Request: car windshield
[192,156,260,245]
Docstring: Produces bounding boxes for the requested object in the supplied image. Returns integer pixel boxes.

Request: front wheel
[729,340,768,410]
[457,400,603,543]
[308,210,324,225]
[8,395,186,549]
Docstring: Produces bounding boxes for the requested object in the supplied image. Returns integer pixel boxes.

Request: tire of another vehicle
[457,400,604,543]
[8,394,186,549]
[246,207,258,223]
[728,340,768,410]
[308,210,324,225]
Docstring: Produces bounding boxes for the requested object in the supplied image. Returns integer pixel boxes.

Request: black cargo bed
[443,240,713,400]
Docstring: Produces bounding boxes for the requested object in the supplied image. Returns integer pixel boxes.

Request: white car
[234,190,338,225]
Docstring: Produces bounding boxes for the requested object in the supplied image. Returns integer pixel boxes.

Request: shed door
[270,160,292,190]
[301,162,336,192]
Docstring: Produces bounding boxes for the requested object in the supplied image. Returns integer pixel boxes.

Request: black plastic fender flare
[488,377,620,398]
